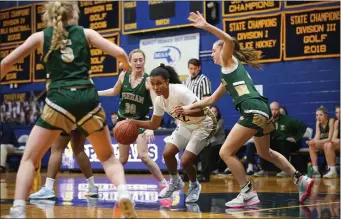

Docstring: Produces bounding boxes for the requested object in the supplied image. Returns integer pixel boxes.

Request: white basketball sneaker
[225,191,260,208]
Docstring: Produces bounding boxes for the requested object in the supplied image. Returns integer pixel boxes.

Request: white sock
[247,164,253,171]
[313,166,319,172]
[13,200,26,208]
[86,176,95,188]
[117,184,128,195]
[159,179,167,186]
[170,174,180,183]
[45,178,55,190]
[190,180,199,187]
[329,166,336,172]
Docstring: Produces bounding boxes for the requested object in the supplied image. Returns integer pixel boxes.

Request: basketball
[114,120,139,145]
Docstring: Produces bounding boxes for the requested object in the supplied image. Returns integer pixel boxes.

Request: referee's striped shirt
[183,73,212,100]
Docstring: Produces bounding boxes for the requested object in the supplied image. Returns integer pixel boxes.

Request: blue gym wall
[0,1,340,131]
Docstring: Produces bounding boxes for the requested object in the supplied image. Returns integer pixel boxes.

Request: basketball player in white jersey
[130,64,217,203]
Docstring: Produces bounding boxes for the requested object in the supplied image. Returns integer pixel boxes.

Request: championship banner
[222,0,281,17]
[284,0,331,9]
[284,6,340,61]
[0,46,32,84]
[90,33,119,77]
[223,13,282,63]
[0,90,46,126]
[0,5,33,46]
[139,33,200,79]
[61,135,183,171]
[78,1,120,33]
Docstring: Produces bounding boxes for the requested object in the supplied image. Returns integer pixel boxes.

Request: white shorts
[166,116,216,155]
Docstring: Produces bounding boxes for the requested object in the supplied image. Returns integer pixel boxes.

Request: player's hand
[144,129,155,143]
[306,139,315,146]
[174,105,190,115]
[119,61,131,72]
[126,118,135,124]
[188,11,207,29]
[286,137,296,143]
[174,106,184,115]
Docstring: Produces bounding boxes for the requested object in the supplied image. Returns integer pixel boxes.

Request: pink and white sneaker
[225,191,260,208]
[159,182,168,193]
[297,175,314,203]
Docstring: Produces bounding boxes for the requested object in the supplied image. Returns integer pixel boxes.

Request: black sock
[241,181,252,193]
[293,171,303,185]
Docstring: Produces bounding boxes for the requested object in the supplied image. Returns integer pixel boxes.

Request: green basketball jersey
[43,25,93,89]
[220,58,266,109]
[118,72,152,120]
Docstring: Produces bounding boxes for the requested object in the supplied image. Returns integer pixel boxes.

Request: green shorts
[237,98,275,137]
[36,87,106,137]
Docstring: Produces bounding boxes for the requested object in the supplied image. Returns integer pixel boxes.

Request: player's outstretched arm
[1,32,43,80]
[174,107,205,117]
[188,11,234,64]
[184,84,227,113]
[98,71,125,96]
[130,115,163,130]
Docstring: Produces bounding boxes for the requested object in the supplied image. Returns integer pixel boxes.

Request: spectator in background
[245,141,260,175]
[270,102,307,177]
[183,58,212,100]
[198,106,225,182]
[254,102,307,177]
[280,106,288,116]
[0,124,19,173]
[307,106,334,178]
[322,105,340,178]
[111,112,118,127]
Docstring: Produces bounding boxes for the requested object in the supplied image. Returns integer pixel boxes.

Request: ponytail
[150,64,182,84]
[42,1,78,63]
[233,38,262,70]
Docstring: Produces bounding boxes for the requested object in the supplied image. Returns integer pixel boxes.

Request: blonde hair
[215,38,262,70]
[43,1,79,63]
[129,49,145,61]
[316,105,328,115]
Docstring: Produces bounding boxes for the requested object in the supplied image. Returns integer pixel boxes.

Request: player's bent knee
[139,155,150,163]
[323,142,331,151]
[180,160,188,168]
[97,152,113,163]
[72,146,85,156]
[163,149,176,160]
[219,147,232,159]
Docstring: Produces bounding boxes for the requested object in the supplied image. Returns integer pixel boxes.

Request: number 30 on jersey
[125,103,136,114]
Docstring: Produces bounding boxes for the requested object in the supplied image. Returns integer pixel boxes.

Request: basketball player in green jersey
[98,49,168,190]
[175,11,314,208]
[1,2,136,218]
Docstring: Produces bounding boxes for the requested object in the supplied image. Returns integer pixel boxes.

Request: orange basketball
[114,120,139,145]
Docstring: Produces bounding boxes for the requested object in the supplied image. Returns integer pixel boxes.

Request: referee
[182,58,212,182]
[183,58,211,100]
